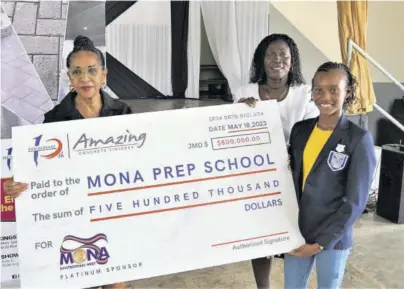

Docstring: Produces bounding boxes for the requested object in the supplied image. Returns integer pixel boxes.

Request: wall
[269,1,404,145]
[268,3,329,83]
[1,4,55,137]
[2,0,68,100]
[270,1,404,82]
[368,1,404,83]
[367,2,404,145]
[270,1,340,63]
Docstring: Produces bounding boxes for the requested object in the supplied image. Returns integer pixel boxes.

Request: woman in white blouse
[234,34,318,144]
[234,34,319,289]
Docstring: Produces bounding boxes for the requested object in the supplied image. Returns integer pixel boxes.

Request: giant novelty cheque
[1,138,20,288]
[12,101,305,289]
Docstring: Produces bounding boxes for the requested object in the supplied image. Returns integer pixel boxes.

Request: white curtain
[200,2,241,94]
[235,1,269,85]
[185,1,201,99]
[200,1,269,94]
[106,1,172,96]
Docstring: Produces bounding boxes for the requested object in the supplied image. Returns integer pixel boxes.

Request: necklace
[265,84,288,102]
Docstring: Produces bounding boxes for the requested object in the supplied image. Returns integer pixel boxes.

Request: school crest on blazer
[327,149,349,171]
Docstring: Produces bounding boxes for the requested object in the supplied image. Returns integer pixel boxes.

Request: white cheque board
[12,101,304,289]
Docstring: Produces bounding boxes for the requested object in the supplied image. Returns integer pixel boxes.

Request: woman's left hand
[288,243,322,257]
[238,97,256,107]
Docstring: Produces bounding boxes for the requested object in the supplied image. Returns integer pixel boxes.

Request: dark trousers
[251,257,273,289]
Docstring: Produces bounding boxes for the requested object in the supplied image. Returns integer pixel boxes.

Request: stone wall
[2,0,68,100]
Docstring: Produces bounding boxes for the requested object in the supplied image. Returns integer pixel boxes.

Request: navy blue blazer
[289,115,376,250]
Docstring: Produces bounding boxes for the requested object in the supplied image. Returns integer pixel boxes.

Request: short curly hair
[312,62,357,110]
[249,34,305,86]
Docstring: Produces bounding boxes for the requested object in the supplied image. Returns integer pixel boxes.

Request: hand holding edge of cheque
[288,243,322,257]
[238,97,257,107]
[3,177,28,199]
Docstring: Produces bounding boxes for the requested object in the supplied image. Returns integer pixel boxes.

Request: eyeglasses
[68,67,101,79]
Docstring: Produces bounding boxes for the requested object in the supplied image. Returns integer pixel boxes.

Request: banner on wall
[1,139,20,288]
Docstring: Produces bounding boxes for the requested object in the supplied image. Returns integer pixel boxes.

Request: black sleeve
[288,124,298,171]
[43,111,55,124]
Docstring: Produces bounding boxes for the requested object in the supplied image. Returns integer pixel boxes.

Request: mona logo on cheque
[60,233,110,270]
[59,233,143,281]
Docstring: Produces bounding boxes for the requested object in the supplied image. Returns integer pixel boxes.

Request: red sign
[1,178,16,222]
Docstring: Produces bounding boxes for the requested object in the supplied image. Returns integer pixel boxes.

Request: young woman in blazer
[235,33,319,289]
[285,62,376,288]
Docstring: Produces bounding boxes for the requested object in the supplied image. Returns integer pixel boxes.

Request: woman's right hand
[3,178,28,199]
[238,97,257,108]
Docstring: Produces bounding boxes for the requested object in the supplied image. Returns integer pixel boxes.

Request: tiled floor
[0,10,54,130]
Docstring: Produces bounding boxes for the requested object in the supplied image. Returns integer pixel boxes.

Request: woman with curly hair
[285,62,376,288]
[234,33,319,289]
[234,33,319,143]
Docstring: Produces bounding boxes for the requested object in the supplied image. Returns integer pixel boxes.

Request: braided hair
[313,62,357,109]
[66,35,105,69]
[249,34,305,86]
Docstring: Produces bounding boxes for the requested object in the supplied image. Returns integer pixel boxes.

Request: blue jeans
[284,249,350,289]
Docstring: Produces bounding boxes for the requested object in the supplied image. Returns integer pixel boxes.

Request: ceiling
[65,1,106,46]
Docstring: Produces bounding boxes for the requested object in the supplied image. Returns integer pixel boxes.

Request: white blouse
[234,83,319,143]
